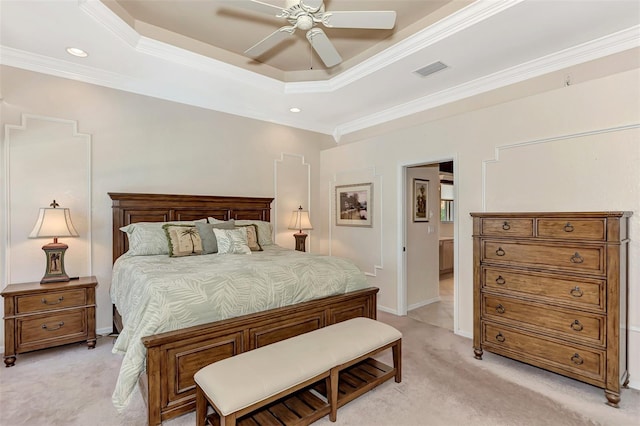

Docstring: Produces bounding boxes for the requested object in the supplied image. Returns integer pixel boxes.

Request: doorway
[404,160,455,332]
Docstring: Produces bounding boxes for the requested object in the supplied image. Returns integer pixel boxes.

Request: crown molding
[333,25,640,140]
[286,0,524,94]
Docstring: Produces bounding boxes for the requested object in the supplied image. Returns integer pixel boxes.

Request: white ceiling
[1,0,639,142]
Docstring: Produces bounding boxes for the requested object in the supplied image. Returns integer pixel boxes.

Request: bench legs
[393,339,402,383]
[328,369,339,422]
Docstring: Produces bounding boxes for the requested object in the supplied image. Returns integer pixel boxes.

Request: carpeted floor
[1,312,638,426]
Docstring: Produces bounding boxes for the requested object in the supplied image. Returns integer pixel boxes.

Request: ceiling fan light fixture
[289,107,301,113]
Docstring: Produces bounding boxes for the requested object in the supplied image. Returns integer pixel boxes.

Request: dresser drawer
[482,295,605,346]
[16,289,87,314]
[482,240,605,275]
[17,308,87,350]
[537,218,606,241]
[482,267,604,311]
[482,322,605,384]
[480,218,534,237]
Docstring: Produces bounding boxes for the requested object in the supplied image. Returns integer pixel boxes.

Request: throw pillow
[162,224,203,257]
[236,224,262,251]
[213,228,251,255]
[195,220,236,254]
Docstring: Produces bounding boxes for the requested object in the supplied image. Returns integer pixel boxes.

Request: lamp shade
[29,207,79,239]
[288,206,313,233]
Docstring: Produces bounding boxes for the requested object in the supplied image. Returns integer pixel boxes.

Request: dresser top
[470,211,632,218]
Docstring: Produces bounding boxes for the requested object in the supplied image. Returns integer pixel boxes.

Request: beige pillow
[236,224,262,251]
[162,224,203,257]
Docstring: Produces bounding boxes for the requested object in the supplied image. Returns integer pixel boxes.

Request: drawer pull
[495,276,506,285]
[564,222,574,232]
[41,296,64,305]
[570,252,584,263]
[42,321,64,331]
[570,320,584,332]
[495,333,505,343]
[495,247,506,257]
[495,304,505,314]
[570,353,584,365]
[570,286,583,297]
[502,221,511,230]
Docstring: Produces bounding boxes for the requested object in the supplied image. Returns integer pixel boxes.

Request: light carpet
[1,312,638,426]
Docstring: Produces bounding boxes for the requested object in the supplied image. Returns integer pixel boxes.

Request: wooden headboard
[109,192,274,262]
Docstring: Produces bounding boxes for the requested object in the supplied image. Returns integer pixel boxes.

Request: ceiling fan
[235,0,397,68]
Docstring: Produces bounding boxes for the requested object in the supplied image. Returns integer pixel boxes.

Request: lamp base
[40,242,70,284]
[293,232,308,252]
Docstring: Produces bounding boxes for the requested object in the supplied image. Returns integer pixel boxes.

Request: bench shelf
[203,358,393,426]
[315,358,395,409]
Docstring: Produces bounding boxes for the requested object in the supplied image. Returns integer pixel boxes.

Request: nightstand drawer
[17,308,87,350]
[16,289,87,314]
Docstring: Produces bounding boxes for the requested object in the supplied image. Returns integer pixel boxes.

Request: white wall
[320,66,640,388]
[0,65,334,341]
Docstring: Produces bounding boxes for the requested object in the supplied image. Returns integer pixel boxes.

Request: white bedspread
[110,245,369,411]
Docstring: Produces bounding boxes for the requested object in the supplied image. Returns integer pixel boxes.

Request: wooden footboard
[139,287,378,425]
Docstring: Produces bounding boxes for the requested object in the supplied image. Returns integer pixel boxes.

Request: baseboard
[377,305,398,315]
[408,296,441,311]
[97,326,113,336]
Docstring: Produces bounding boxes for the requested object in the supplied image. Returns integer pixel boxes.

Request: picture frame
[335,183,373,227]
[412,178,429,222]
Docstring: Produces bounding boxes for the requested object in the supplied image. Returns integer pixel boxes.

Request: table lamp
[288,205,313,252]
[29,200,79,283]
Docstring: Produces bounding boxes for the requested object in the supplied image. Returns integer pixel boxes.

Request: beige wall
[320,67,640,388]
[0,65,334,341]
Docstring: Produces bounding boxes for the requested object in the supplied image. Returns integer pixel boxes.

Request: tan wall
[0,65,334,340]
[320,66,640,388]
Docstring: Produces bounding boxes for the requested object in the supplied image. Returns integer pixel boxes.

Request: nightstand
[2,276,97,367]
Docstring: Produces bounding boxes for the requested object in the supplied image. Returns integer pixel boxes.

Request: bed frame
[109,193,378,425]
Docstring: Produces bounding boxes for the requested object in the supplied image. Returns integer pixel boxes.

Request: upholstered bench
[194,317,402,426]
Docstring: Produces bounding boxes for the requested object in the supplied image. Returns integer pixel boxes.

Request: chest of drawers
[471,212,631,407]
[2,276,97,367]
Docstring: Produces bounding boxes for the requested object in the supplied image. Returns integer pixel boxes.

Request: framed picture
[335,183,373,227]
[413,178,429,222]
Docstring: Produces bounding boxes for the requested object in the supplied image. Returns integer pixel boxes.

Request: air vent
[414,61,448,77]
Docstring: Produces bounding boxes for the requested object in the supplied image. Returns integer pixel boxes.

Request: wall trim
[481,123,640,210]
[329,167,383,277]
[274,153,311,248]
[3,114,93,285]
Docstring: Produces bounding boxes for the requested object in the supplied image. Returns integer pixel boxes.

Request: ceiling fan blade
[306,28,342,67]
[322,11,397,29]
[245,26,295,58]
[300,0,323,12]
[234,0,287,17]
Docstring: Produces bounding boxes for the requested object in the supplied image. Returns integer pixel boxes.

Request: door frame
[397,154,459,333]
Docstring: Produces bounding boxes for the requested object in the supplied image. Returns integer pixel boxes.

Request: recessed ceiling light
[66,47,88,58]
[289,107,301,113]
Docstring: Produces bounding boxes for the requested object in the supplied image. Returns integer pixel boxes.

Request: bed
[109,192,378,425]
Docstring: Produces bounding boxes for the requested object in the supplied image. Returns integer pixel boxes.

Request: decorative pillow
[195,220,236,254]
[208,217,229,224]
[162,224,203,257]
[213,228,251,255]
[120,221,196,256]
[234,220,273,246]
[236,224,262,251]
